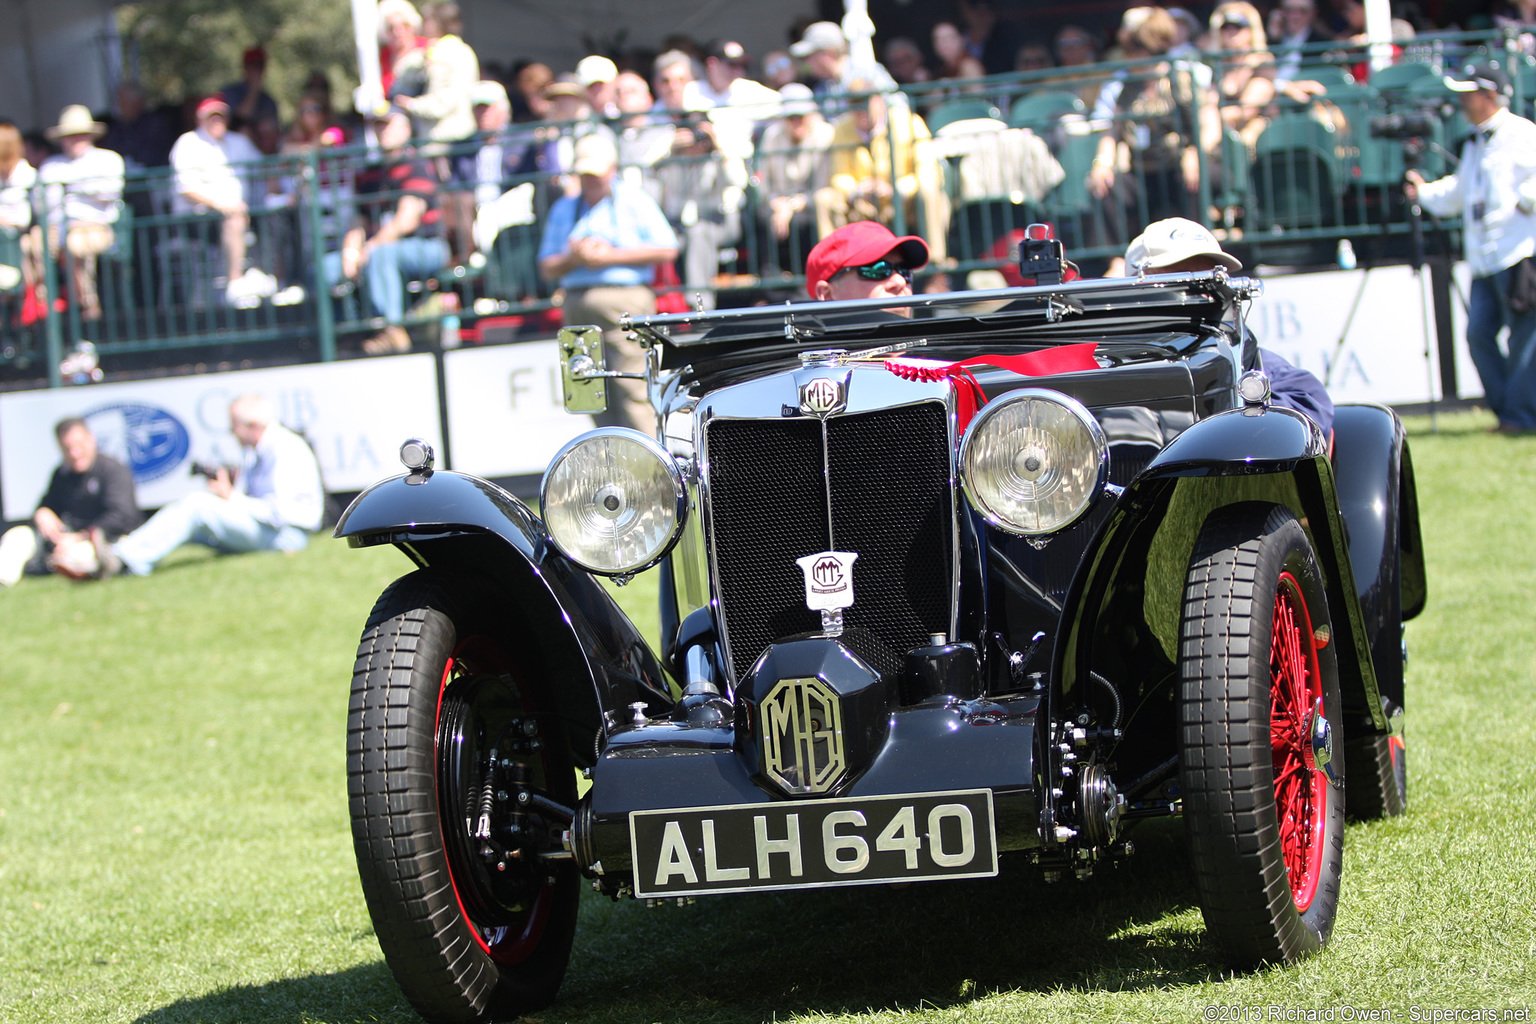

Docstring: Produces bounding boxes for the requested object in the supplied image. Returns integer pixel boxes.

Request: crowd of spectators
[2,0,1529,356]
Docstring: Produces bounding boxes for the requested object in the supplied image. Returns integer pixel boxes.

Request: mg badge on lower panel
[761,675,845,795]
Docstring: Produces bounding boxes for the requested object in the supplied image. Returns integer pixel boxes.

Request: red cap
[243,46,266,68]
[805,222,928,298]
[197,94,230,118]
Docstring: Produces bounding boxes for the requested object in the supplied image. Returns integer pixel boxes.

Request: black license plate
[630,789,998,897]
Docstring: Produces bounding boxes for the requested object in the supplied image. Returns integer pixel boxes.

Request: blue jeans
[324,237,450,324]
[113,491,308,576]
[1467,266,1536,429]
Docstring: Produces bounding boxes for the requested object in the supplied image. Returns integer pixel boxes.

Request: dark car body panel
[335,470,675,766]
[339,270,1419,901]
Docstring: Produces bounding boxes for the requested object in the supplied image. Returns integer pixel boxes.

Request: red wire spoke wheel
[1269,572,1328,912]
[1180,504,1346,966]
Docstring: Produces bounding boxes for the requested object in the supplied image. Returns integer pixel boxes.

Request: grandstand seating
[12,30,1524,387]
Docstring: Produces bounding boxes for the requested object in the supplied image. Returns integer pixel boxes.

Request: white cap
[470,80,509,109]
[571,133,618,176]
[790,21,846,58]
[778,82,817,116]
[576,55,618,86]
[1125,218,1242,273]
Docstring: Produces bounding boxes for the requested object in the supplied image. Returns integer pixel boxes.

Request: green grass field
[2,409,1534,1024]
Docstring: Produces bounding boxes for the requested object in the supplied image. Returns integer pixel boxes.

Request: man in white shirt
[169,95,274,306]
[1407,59,1536,434]
[37,105,125,322]
[110,394,324,576]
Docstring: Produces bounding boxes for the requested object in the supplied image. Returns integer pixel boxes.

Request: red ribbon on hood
[884,343,1099,429]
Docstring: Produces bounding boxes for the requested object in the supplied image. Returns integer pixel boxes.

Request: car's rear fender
[334,470,676,767]
[1055,406,1389,749]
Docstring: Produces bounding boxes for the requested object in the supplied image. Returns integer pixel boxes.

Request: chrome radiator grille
[705,402,955,682]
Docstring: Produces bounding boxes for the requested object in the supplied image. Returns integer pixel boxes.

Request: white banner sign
[1251,263,1480,406]
[441,341,595,479]
[0,356,441,522]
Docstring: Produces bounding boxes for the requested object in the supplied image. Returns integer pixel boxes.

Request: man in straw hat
[36,104,125,323]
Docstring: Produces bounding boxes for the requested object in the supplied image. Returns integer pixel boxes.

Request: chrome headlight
[541,428,687,575]
[960,389,1108,535]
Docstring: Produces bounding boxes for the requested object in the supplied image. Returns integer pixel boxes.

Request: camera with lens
[189,461,234,480]
[1369,108,1440,140]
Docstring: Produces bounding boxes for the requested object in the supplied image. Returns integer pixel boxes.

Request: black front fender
[1057,406,1386,739]
[1329,404,1425,709]
[336,470,675,766]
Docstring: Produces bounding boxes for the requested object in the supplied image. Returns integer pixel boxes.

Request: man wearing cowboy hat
[36,104,125,323]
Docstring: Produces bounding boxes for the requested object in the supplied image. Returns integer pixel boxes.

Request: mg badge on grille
[799,376,846,417]
[761,676,845,795]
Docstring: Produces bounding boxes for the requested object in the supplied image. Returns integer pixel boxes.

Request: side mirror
[559,325,608,414]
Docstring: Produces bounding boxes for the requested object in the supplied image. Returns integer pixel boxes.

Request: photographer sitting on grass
[103,394,323,577]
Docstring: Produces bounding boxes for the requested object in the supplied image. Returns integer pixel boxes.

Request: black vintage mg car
[337,240,1422,1023]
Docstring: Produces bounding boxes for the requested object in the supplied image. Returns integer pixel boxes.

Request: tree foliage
[117,0,359,122]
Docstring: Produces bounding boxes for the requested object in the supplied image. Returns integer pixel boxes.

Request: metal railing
[4,26,1532,388]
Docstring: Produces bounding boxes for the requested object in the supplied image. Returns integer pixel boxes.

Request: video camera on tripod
[1367,97,1454,171]
[1368,107,1441,142]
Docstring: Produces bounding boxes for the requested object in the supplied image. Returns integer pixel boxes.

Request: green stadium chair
[1365,61,1435,95]
[924,99,1002,134]
[1251,113,1346,231]
[1294,64,1357,91]
[1008,90,1087,131]
[1214,127,1253,222]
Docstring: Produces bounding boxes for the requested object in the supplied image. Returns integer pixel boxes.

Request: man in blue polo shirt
[539,133,678,431]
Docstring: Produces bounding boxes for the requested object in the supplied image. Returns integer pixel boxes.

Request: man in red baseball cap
[805,221,928,316]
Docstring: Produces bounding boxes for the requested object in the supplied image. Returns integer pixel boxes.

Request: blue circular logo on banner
[83,403,192,483]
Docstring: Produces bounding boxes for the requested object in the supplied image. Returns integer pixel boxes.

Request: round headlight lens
[541,428,686,575]
[960,389,1108,535]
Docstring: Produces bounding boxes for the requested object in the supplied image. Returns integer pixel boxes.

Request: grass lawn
[1,409,1533,1024]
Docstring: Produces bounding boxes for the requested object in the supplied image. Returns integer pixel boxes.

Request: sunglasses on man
[832,259,912,283]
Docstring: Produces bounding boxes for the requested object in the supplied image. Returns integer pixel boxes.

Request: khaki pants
[39,222,115,321]
[561,284,657,434]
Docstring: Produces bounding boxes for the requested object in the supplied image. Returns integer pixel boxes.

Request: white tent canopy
[1,0,119,130]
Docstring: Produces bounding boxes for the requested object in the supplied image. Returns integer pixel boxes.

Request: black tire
[349,570,579,1024]
[1178,504,1346,966]
[1344,696,1407,819]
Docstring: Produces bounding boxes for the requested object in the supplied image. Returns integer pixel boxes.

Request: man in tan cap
[36,104,125,323]
[537,133,677,430]
[791,21,851,102]
[1124,217,1334,435]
